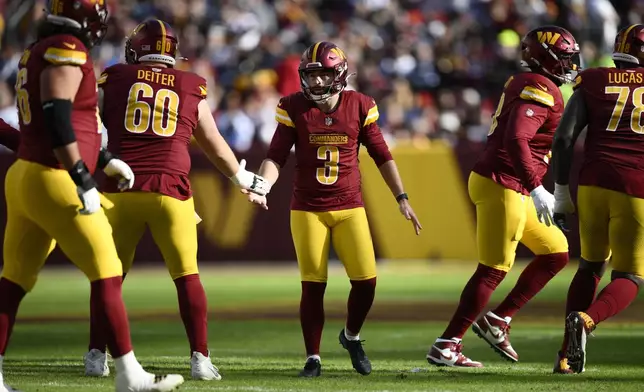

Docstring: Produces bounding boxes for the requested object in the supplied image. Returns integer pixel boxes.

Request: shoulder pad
[519,84,555,107]
[275,97,295,128]
[97,67,111,86]
[361,95,379,127]
[42,36,88,66]
[194,75,207,99]
[572,68,603,91]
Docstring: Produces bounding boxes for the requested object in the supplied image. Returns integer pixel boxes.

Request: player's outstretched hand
[399,199,422,235]
[247,192,268,210]
[230,159,272,196]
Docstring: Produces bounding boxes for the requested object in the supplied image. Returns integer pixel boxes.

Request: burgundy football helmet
[125,19,179,67]
[612,24,644,66]
[521,26,580,84]
[45,0,108,47]
[299,41,351,102]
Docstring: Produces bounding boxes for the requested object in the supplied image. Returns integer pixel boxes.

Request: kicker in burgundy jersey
[99,63,207,200]
[575,67,644,198]
[16,34,101,173]
[473,72,564,195]
[267,91,392,211]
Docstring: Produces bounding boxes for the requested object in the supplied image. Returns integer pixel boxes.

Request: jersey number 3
[125,82,180,137]
[316,146,339,185]
[605,86,644,133]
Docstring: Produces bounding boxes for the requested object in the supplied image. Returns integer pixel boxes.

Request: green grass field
[5,261,644,391]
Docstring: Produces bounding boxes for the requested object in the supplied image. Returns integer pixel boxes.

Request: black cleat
[339,329,372,375]
[298,357,321,377]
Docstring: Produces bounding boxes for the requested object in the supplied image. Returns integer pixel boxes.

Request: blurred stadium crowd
[0,0,641,152]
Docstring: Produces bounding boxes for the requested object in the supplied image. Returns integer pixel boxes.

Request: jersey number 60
[125,82,180,137]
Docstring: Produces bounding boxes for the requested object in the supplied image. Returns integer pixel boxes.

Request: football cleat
[338,329,372,375]
[298,357,321,377]
[115,371,184,392]
[472,311,519,362]
[427,339,483,368]
[190,351,222,381]
[565,311,595,373]
[552,351,574,374]
[84,348,110,377]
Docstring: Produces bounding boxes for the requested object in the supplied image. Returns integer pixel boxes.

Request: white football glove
[554,184,575,214]
[77,187,102,215]
[103,158,135,191]
[530,185,555,227]
[230,159,272,196]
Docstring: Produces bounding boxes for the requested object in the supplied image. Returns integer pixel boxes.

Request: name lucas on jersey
[137,69,175,87]
[608,71,643,84]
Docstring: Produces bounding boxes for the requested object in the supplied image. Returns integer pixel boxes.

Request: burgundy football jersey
[575,67,644,198]
[99,63,207,200]
[16,34,101,173]
[266,90,392,212]
[473,72,564,195]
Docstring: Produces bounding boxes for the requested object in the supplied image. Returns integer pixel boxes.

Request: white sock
[344,328,360,341]
[436,337,461,344]
[487,311,511,324]
[307,354,321,362]
[0,354,3,381]
[114,351,143,374]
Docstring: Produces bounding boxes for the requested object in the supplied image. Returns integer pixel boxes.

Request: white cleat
[426,338,483,368]
[84,349,110,377]
[115,370,184,392]
[0,384,21,392]
[191,351,222,381]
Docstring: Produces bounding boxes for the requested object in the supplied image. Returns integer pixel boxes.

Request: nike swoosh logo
[490,329,504,339]
[536,83,548,91]
[440,352,454,361]
[63,42,76,49]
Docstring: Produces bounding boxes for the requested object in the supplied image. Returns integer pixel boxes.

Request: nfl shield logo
[325,117,332,126]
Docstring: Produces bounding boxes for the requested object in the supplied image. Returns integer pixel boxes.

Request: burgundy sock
[89,272,129,353]
[300,281,326,356]
[494,252,569,319]
[559,259,605,352]
[346,277,377,335]
[565,259,606,315]
[90,277,133,358]
[585,276,639,325]
[0,278,26,355]
[440,263,506,340]
[174,274,209,356]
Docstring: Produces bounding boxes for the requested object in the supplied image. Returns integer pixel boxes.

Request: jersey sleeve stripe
[363,105,379,127]
[275,106,295,127]
[44,48,87,66]
[199,85,207,97]
[97,73,108,85]
[519,87,554,107]
[275,112,295,127]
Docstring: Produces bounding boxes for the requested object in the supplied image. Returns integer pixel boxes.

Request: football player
[246,41,422,377]
[0,1,184,391]
[551,24,644,374]
[425,26,579,367]
[83,19,270,381]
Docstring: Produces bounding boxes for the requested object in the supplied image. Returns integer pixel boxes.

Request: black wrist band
[68,160,98,192]
[396,192,408,202]
[97,148,116,170]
